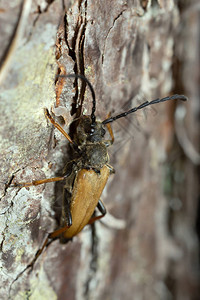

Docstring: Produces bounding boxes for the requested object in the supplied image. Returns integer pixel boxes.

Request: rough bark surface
[0,0,199,300]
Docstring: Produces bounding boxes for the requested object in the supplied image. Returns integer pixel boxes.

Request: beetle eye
[90,127,95,133]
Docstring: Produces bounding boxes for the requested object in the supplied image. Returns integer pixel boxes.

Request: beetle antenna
[102,94,188,125]
[57,74,96,125]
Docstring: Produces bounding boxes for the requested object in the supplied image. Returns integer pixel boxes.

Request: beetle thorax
[74,116,106,145]
[81,142,108,170]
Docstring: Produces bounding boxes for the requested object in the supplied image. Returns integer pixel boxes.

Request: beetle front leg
[105,122,114,145]
[87,199,107,224]
[44,108,74,144]
[104,112,115,145]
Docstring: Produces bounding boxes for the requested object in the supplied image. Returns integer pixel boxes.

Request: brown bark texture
[0,0,199,300]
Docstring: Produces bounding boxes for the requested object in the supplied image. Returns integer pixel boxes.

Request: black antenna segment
[102,94,188,125]
[57,74,97,124]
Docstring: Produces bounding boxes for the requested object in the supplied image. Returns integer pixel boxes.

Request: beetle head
[74,116,106,145]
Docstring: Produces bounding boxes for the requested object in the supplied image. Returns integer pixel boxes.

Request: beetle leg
[103,112,115,146]
[27,189,74,269]
[97,199,107,215]
[87,199,107,224]
[12,161,75,188]
[106,163,115,174]
[12,176,68,188]
[106,122,114,144]
[9,224,72,292]
[26,223,71,270]
[44,108,74,144]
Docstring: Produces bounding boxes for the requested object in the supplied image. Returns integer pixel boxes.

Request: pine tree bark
[0,0,199,299]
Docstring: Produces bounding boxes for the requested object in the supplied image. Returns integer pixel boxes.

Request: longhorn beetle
[13,74,187,268]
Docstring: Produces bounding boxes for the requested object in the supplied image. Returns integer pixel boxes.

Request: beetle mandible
[14,74,187,266]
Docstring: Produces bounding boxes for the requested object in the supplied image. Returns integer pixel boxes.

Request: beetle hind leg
[25,189,73,269]
[26,222,72,271]
[87,199,107,224]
